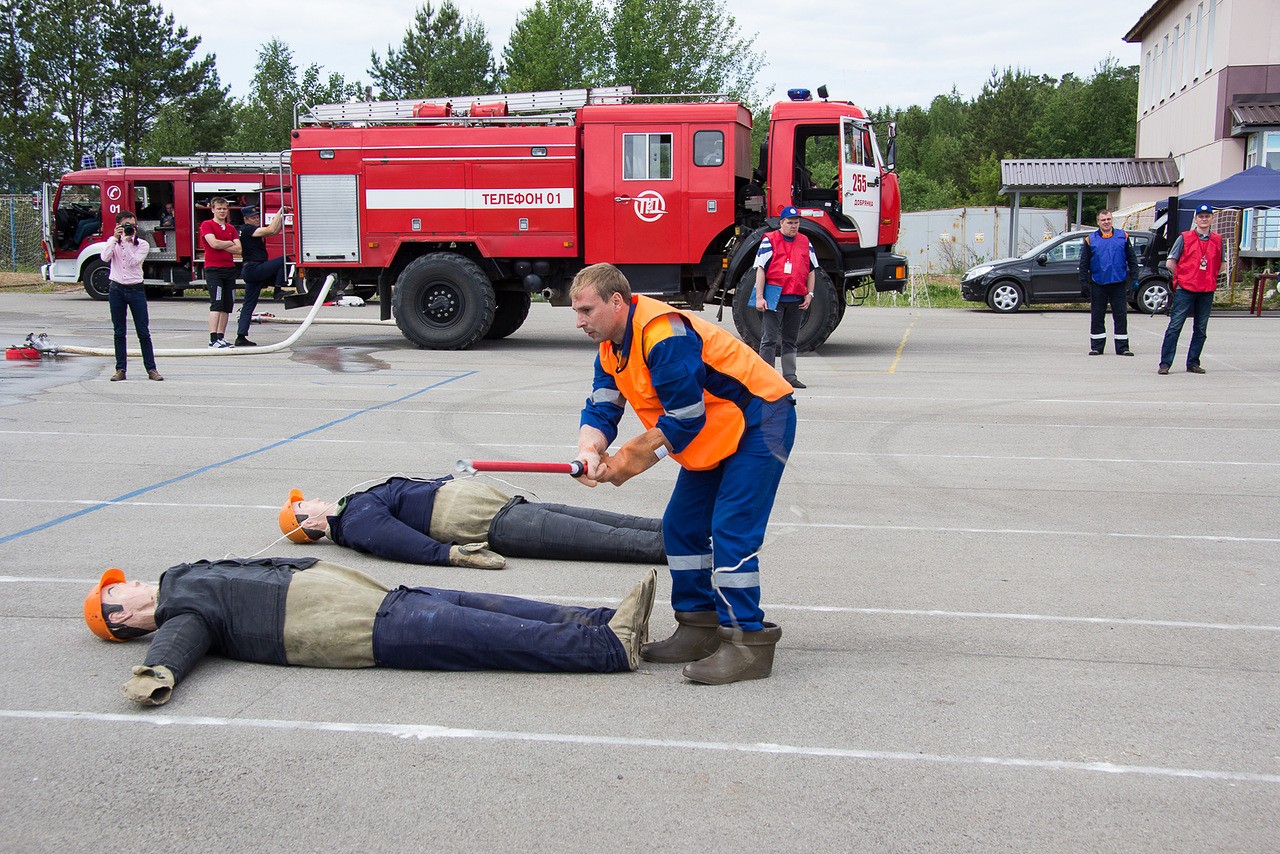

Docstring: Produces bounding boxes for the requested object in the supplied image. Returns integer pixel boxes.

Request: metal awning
[999,158,1179,193]
[998,157,1178,255]
[1230,100,1280,136]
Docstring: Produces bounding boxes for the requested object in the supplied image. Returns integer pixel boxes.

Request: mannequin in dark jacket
[280,475,664,569]
[84,558,657,705]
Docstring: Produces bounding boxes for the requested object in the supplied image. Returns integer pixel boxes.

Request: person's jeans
[108,282,156,372]
[1160,289,1213,368]
[1089,281,1129,352]
[237,258,285,337]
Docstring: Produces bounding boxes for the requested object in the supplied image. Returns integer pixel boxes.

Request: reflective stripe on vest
[600,295,793,471]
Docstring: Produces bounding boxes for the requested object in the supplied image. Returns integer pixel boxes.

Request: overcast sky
[159,0,1152,110]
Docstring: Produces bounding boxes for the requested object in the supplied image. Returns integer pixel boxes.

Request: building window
[1181,14,1192,85]
[622,133,672,181]
[1194,3,1204,75]
[1254,131,1280,170]
[1171,25,1180,95]
[1144,50,1154,110]
[1205,0,1216,72]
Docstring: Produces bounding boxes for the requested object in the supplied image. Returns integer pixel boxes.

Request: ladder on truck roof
[297,86,635,126]
[161,152,290,171]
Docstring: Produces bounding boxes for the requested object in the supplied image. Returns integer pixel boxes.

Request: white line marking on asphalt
[2,709,1276,784]
[6,577,1276,633]
[2,500,1276,544]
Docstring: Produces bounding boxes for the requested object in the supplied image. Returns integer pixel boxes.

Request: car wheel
[986,280,1023,313]
[1134,279,1170,315]
[392,253,495,350]
[731,268,840,352]
[82,260,110,300]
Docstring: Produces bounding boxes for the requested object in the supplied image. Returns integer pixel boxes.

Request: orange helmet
[84,568,127,642]
[279,487,323,543]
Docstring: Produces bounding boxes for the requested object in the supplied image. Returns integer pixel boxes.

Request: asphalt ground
[1,291,1277,852]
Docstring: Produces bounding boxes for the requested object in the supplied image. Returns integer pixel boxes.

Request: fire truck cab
[290,87,905,350]
[41,155,291,300]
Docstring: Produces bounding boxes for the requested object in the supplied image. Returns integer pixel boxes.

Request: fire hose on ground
[50,275,339,358]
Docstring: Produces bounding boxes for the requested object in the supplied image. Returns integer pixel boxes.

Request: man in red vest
[1159,204,1225,375]
[752,205,819,387]
[569,263,797,685]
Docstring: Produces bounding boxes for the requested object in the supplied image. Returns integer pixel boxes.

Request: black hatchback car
[960,229,1171,314]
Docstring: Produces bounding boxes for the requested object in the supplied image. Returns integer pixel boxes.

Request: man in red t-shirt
[199,197,241,348]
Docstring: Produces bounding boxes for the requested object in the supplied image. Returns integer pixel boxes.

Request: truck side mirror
[1036,254,1048,266]
[885,121,897,170]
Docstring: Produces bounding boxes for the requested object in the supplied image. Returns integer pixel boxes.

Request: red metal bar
[456,459,585,477]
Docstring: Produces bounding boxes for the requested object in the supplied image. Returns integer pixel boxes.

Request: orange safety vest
[600,295,792,471]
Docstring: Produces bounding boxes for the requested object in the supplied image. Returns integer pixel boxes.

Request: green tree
[369,2,495,99]
[230,39,363,152]
[607,0,762,102]
[969,67,1055,164]
[25,0,110,170]
[140,69,234,162]
[101,0,220,165]
[501,0,608,92]
[0,0,61,188]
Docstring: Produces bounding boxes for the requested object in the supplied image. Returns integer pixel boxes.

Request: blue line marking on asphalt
[0,372,475,546]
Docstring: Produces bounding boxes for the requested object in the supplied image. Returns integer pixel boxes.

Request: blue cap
[779,205,802,220]
[1194,204,1214,215]
[241,205,259,218]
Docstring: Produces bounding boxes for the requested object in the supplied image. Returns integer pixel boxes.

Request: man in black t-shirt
[234,205,289,346]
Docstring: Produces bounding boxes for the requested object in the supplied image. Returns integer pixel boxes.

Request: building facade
[1120,0,1280,207]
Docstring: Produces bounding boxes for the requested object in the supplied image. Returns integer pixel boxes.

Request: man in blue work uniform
[570,263,796,685]
[1079,209,1140,356]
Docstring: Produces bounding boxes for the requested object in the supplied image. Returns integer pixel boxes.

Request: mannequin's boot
[682,623,782,685]
[607,569,657,670]
[641,610,721,663]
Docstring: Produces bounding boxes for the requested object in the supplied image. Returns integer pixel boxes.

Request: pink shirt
[99,236,150,285]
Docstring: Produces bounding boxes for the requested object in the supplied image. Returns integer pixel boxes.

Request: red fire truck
[40,153,292,299]
[290,86,906,350]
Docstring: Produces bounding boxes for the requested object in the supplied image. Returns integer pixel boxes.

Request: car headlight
[963,265,993,281]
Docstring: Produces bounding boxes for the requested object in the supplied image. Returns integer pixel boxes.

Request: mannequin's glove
[599,428,671,486]
[121,665,175,706]
[449,542,506,570]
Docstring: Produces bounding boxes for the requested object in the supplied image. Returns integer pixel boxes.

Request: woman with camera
[101,209,162,382]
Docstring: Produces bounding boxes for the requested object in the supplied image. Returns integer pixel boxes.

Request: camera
[122,223,136,237]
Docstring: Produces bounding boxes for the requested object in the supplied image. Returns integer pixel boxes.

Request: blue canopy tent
[1174,165,1280,232]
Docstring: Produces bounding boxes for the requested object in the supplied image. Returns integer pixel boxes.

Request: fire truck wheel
[731,267,840,353]
[485,291,532,340]
[392,253,496,350]
[82,260,111,301]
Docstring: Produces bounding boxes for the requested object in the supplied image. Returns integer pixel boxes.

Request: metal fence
[1,194,45,272]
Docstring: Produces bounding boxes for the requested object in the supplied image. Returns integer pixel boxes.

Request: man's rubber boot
[641,610,721,663]
[682,622,782,685]
[608,569,657,670]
